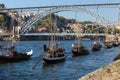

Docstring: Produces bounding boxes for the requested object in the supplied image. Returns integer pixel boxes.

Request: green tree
[0,4,5,9]
[106,28,112,34]
[0,12,11,31]
[115,28,120,34]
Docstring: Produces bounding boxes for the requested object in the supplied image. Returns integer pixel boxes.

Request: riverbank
[105,34,120,42]
[79,60,120,80]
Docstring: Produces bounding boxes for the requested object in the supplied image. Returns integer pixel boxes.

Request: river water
[0,40,119,80]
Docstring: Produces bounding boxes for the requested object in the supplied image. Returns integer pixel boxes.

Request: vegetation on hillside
[0,4,5,9]
[34,14,95,33]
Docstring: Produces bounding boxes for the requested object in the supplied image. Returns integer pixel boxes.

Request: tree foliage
[0,4,5,9]
[114,28,120,34]
[0,12,11,31]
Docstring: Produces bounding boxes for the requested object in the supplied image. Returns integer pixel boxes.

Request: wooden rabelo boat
[104,42,112,49]
[41,14,66,64]
[0,49,33,63]
[42,46,66,64]
[41,38,66,64]
[71,23,89,56]
[112,40,119,47]
[0,50,33,62]
[72,43,89,56]
[0,15,33,63]
[91,42,101,51]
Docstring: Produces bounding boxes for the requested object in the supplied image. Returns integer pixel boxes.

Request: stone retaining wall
[79,60,120,80]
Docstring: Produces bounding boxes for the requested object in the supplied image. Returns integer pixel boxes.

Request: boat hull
[91,42,102,52]
[72,49,89,56]
[0,50,33,63]
[104,42,112,49]
[92,48,100,51]
[104,45,112,49]
[112,43,119,47]
[0,55,31,63]
[43,55,66,64]
[91,45,101,51]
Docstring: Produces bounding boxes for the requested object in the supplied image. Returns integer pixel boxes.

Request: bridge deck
[2,33,107,36]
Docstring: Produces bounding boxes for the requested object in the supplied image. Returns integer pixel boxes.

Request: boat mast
[53,14,56,44]
[76,11,80,47]
[50,14,54,49]
[53,14,58,49]
[96,6,99,43]
[78,24,81,47]
[11,14,15,46]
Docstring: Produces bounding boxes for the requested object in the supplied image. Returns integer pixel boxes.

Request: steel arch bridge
[19,5,114,35]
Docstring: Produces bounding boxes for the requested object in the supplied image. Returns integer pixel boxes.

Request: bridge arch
[20,6,113,35]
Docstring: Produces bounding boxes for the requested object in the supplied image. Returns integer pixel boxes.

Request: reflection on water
[0,40,120,80]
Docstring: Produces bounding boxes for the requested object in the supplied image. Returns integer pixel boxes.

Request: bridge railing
[20,33,107,36]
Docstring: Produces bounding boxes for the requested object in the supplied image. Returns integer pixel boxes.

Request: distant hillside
[33,14,93,33]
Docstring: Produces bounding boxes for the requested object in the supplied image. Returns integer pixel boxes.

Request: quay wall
[19,35,76,41]
[79,60,120,80]
[0,34,106,41]
[19,35,105,41]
